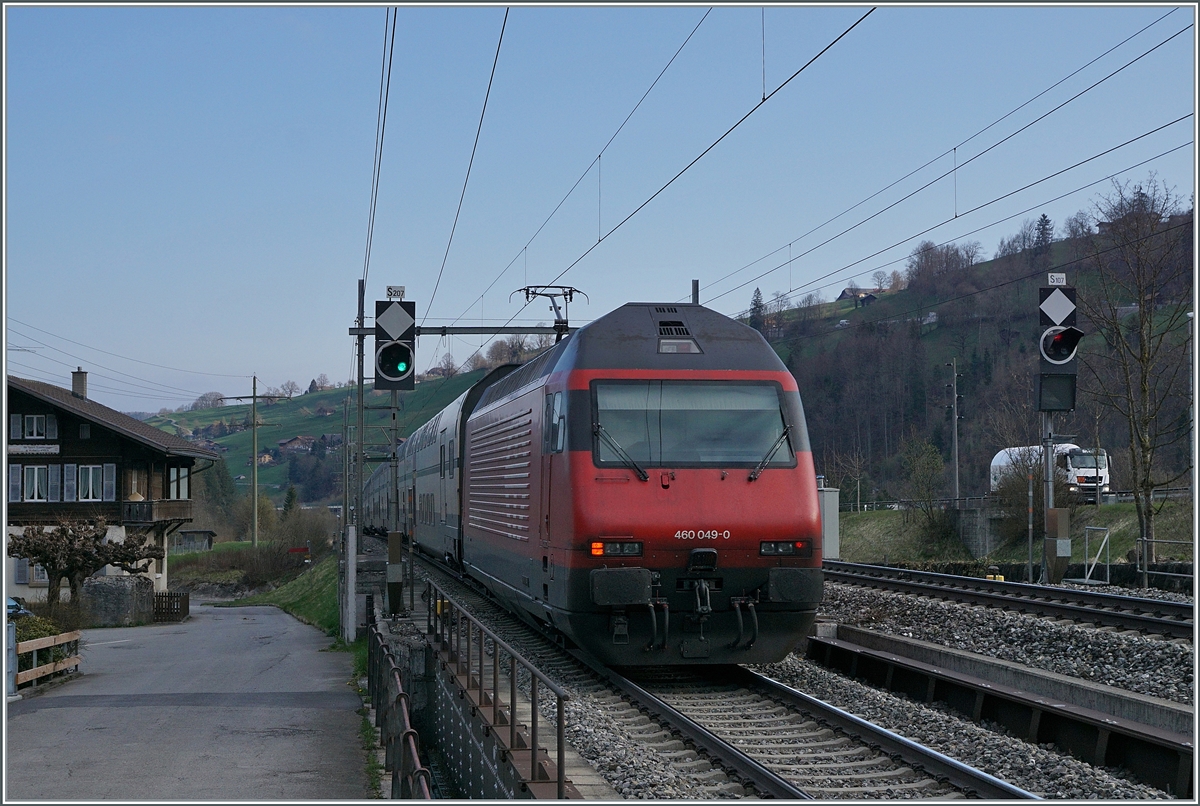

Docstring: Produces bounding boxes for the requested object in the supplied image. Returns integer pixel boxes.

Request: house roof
[8,375,219,461]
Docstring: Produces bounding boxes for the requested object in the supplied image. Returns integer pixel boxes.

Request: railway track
[409,551,1035,799]
[593,663,1036,799]
[823,560,1193,640]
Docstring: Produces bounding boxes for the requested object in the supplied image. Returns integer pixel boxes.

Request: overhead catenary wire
[362,7,399,289]
[6,317,249,378]
[708,113,1193,307]
[394,9,875,434]
[438,8,712,330]
[696,13,1191,303]
[7,325,216,398]
[761,139,1192,312]
[423,7,510,326]
[794,218,1194,346]
[539,7,876,293]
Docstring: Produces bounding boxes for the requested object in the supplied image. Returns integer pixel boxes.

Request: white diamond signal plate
[1039,287,1076,326]
[377,301,415,340]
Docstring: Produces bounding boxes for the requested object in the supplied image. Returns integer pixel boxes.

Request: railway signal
[374,300,416,390]
[1037,284,1081,413]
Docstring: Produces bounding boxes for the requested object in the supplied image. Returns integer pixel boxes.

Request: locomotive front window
[593,381,793,468]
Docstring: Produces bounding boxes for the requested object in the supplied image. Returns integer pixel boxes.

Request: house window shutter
[15,559,29,585]
[64,464,77,502]
[10,414,21,441]
[8,464,21,502]
[46,414,58,440]
[103,463,117,501]
[48,465,62,502]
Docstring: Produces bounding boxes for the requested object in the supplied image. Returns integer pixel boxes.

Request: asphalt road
[6,604,367,800]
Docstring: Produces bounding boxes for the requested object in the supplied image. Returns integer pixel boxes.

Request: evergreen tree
[1033,214,1054,267]
[748,288,766,333]
[283,485,299,518]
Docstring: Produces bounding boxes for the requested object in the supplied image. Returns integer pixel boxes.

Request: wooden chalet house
[6,370,218,600]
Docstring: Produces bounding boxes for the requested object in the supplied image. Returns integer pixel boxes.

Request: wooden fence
[15,631,82,686]
[154,591,190,622]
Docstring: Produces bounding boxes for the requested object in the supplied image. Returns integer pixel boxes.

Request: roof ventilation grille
[655,306,678,314]
[658,320,691,337]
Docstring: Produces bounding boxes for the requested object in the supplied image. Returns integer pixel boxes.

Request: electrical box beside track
[817,484,839,560]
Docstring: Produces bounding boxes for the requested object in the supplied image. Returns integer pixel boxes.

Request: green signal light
[377,341,414,381]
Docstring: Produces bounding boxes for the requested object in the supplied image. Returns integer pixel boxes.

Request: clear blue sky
[4,4,1195,414]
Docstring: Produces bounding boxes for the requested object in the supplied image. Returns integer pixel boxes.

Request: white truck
[989,444,1111,502]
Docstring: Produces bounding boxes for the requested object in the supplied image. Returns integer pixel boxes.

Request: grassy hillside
[227,555,340,635]
[146,372,486,502]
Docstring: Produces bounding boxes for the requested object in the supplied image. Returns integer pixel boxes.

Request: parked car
[7,596,33,619]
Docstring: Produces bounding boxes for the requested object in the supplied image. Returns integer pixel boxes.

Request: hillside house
[278,435,316,454]
[7,371,219,600]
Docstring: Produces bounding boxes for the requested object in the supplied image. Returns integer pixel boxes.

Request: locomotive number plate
[674,530,730,540]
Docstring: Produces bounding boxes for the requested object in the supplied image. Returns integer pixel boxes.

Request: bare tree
[316,373,331,390]
[280,380,301,398]
[438,353,459,378]
[191,392,225,411]
[1074,176,1193,561]
[871,270,889,292]
[898,432,945,530]
[6,519,164,609]
[826,447,868,511]
[462,352,491,372]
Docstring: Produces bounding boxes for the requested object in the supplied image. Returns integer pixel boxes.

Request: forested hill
[759,213,1192,504]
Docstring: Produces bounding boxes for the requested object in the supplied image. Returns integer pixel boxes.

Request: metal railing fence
[426,581,570,798]
[366,605,434,799]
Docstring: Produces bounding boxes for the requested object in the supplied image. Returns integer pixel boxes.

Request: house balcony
[122,499,194,524]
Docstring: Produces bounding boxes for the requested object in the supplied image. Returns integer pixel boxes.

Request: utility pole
[945,359,961,500]
[218,376,282,548]
[252,375,258,547]
[1041,411,1054,583]
[345,280,364,643]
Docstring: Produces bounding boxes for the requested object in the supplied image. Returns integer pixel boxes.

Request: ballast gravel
[393,560,1188,799]
[752,657,1168,800]
[819,581,1194,705]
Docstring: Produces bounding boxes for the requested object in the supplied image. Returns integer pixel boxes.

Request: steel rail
[573,654,813,800]
[728,666,1039,800]
[824,561,1193,639]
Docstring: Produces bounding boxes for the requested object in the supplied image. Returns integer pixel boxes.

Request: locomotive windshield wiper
[594,423,650,482]
[748,425,792,481]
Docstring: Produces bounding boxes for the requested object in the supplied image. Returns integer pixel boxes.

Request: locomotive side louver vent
[658,321,691,337]
[467,408,533,541]
[655,306,678,313]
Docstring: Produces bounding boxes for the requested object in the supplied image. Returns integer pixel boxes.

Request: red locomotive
[366,302,823,665]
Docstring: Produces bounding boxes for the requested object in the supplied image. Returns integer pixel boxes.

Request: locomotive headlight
[760,540,813,558]
[592,541,643,557]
